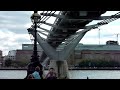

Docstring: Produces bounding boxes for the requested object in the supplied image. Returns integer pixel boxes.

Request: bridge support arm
[60,29,90,60]
[41,57,50,67]
[28,28,58,60]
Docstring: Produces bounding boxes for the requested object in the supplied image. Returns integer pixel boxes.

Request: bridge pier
[49,60,69,79]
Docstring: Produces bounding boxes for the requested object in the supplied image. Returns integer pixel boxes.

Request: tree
[5,59,12,67]
[11,60,29,68]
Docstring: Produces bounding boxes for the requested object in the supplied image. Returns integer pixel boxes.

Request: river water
[0,70,120,79]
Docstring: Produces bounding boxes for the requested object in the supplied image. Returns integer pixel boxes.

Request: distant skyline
[0,11,120,56]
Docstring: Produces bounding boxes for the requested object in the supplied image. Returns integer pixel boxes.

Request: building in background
[106,40,119,45]
[15,50,42,62]
[5,44,43,62]
[5,41,120,66]
[0,50,3,67]
[22,44,43,51]
[0,50,2,61]
[6,50,16,60]
[68,41,120,65]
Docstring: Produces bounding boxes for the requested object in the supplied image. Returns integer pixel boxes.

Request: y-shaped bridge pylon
[28,28,93,78]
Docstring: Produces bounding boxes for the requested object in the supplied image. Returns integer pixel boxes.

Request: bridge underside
[47,11,106,47]
[40,11,106,62]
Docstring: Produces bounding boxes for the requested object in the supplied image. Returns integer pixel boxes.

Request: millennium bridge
[27,11,120,79]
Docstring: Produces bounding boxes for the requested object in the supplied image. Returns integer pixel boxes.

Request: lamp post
[25,11,43,78]
[30,11,40,63]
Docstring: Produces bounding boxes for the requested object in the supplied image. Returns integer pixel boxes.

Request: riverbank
[0,67,27,70]
[69,67,120,70]
[0,67,120,70]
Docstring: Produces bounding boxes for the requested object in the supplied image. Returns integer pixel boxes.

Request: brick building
[67,43,120,65]
[6,42,120,66]
[6,44,43,62]
[15,50,42,62]
[81,50,120,62]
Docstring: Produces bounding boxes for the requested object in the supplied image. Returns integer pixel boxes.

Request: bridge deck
[47,11,106,47]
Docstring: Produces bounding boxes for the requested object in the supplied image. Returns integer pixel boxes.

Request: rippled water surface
[0,70,120,79]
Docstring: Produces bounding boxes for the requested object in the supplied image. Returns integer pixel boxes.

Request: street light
[30,11,41,62]
[25,11,43,79]
[31,12,41,23]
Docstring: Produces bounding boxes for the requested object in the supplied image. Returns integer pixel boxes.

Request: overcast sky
[0,11,120,56]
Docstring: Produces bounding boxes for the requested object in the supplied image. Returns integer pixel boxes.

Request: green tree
[78,59,120,67]
[11,60,29,68]
[5,59,12,67]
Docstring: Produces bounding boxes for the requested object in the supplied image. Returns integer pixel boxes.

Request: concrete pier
[49,60,69,79]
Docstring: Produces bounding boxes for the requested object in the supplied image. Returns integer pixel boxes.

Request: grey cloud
[3,45,21,51]
[8,28,29,34]
[0,38,9,43]
[0,25,29,34]
[15,38,31,43]
[0,17,29,24]
[84,36,98,39]
[2,44,11,48]
[0,11,40,55]
[0,11,31,24]
[0,11,32,35]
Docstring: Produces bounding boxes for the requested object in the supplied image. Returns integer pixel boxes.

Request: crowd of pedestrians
[27,66,57,79]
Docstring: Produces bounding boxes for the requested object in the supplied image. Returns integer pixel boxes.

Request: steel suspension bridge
[27,11,120,79]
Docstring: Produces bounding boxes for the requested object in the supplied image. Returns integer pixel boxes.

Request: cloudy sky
[0,11,120,56]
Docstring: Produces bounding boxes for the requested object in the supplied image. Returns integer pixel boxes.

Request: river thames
[0,70,120,79]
